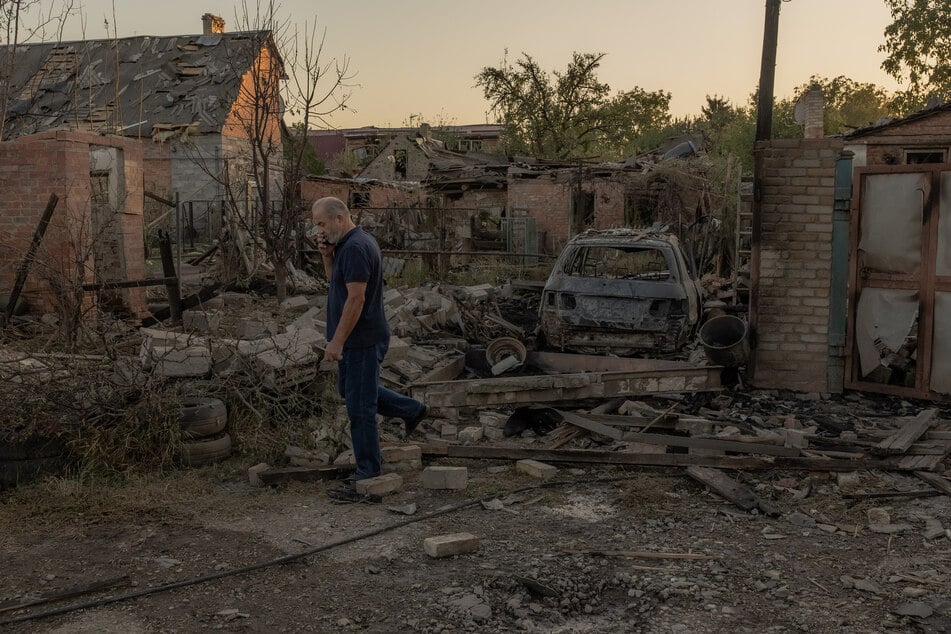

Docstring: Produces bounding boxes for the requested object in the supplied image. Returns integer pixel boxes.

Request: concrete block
[458,426,484,443]
[482,425,505,441]
[382,460,423,473]
[291,306,325,330]
[150,345,211,377]
[182,310,222,334]
[334,450,355,465]
[381,445,422,462]
[280,295,310,312]
[424,532,480,558]
[385,336,411,363]
[479,411,508,428]
[516,459,558,480]
[235,318,270,339]
[356,473,403,496]
[248,462,270,487]
[285,446,330,466]
[421,466,468,490]
[440,424,458,440]
[221,292,252,307]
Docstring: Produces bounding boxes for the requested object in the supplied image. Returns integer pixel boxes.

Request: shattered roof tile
[0,30,275,140]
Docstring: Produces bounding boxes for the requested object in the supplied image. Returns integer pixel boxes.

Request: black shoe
[404,404,429,437]
[327,484,382,504]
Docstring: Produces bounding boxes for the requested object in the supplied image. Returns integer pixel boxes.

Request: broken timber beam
[914,471,951,495]
[140,282,221,327]
[873,409,937,455]
[419,444,907,471]
[258,465,353,485]
[81,277,177,291]
[686,465,780,516]
[527,351,701,374]
[411,366,721,409]
[4,193,58,324]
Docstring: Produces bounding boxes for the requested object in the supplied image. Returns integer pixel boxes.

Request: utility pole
[749,0,783,376]
[755,0,782,141]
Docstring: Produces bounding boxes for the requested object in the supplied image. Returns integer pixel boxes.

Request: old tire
[179,433,232,467]
[0,456,64,487]
[0,435,66,460]
[179,398,227,438]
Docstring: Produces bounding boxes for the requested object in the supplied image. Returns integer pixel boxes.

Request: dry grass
[0,468,215,529]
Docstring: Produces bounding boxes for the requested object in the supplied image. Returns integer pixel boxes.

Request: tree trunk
[274,260,287,302]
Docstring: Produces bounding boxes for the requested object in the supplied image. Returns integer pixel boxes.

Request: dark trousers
[337,340,425,479]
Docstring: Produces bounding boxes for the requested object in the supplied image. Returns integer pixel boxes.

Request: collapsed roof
[0,30,277,140]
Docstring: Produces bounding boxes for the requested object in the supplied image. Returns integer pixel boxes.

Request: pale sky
[46,0,901,128]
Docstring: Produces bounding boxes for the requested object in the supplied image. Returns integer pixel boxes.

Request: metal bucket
[699,315,750,367]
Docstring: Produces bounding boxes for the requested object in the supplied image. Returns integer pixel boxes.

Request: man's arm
[324,281,366,361]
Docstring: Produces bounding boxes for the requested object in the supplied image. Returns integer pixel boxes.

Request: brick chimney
[201,13,225,35]
[802,86,824,139]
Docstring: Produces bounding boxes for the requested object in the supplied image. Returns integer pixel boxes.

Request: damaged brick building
[0,14,284,317]
[750,102,951,401]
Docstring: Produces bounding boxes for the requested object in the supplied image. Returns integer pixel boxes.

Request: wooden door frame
[845,164,944,399]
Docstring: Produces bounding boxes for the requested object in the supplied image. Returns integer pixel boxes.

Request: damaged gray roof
[0,30,275,140]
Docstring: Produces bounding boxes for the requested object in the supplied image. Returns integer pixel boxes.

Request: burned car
[538,229,702,355]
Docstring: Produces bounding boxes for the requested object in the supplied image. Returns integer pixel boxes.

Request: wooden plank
[413,354,465,385]
[412,366,721,408]
[685,466,758,511]
[81,277,177,291]
[899,454,943,470]
[915,471,951,495]
[141,282,222,327]
[258,465,353,485]
[556,410,624,441]
[873,409,937,455]
[418,444,908,471]
[526,351,710,374]
[621,431,800,457]
[686,465,781,516]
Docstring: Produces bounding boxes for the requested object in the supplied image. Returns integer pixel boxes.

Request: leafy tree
[880,0,951,114]
[475,51,670,160]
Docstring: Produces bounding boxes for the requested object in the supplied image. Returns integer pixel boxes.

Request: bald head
[312,196,350,220]
[311,196,355,245]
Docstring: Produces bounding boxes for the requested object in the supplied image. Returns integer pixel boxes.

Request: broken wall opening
[847,165,951,398]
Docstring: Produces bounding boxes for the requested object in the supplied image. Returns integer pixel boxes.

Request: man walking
[311,197,427,503]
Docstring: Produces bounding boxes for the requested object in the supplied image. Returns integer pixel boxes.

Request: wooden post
[755,0,782,142]
[4,193,59,323]
[158,230,182,324]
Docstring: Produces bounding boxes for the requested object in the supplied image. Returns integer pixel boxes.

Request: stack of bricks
[750,138,845,393]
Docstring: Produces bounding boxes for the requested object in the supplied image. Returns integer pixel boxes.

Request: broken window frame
[904,148,948,165]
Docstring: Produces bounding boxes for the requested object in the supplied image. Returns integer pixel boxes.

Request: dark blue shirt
[326,226,389,349]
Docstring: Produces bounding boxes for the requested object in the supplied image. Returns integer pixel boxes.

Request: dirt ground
[2,423,950,634]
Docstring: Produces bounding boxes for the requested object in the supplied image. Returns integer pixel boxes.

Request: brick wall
[0,132,146,317]
[847,109,951,166]
[508,171,629,254]
[750,138,844,392]
[508,176,571,254]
